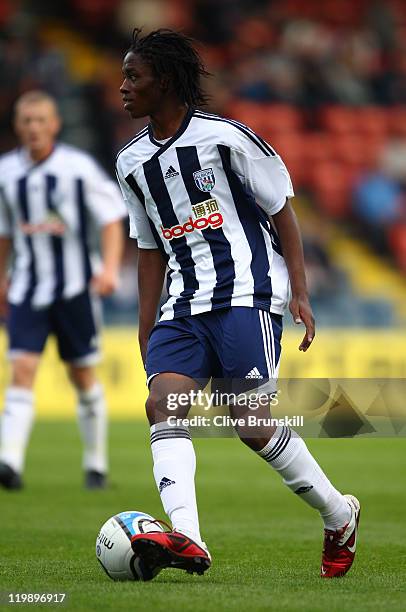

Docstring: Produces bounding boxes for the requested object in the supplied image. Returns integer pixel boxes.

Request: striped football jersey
[116,108,294,320]
[0,144,127,307]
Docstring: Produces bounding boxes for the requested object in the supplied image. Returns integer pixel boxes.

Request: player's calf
[229,391,278,451]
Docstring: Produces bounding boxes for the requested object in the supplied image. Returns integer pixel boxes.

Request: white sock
[258,426,351,530]
[150,422,202,544]
[77,383,107,474]
[0,386,34,473]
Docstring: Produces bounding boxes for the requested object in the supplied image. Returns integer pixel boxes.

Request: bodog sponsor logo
[161,212,223,241]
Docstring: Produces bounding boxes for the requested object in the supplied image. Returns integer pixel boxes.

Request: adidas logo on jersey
[164,166,179,179]
[159,476,176,493]
[245,367,263,379]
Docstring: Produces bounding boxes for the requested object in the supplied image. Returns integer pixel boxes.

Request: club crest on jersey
[193,168,215,192]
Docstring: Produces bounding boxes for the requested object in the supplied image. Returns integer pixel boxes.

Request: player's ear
[159,76,171,93]
[52,110,62,136]
[55,114,62,134]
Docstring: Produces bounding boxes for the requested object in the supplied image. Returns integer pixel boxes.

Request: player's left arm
[229,135,314,350]
[272,201,315,352]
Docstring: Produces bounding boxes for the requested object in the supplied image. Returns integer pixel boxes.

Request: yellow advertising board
[0,328,405,419]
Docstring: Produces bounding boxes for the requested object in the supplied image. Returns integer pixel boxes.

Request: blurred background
[1,0,406,414]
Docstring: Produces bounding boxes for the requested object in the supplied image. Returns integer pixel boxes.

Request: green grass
[0,422,405,611]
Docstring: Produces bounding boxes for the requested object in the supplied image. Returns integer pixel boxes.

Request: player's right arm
[0,237,11,319]
[115,161,166,364]
[138,248,166,364]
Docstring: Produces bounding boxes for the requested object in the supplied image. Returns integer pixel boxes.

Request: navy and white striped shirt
[0,144,126,307]
[116,108,294,321]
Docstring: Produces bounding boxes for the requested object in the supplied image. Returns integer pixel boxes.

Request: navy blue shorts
[7,290,101,364]
[146,307,282,388]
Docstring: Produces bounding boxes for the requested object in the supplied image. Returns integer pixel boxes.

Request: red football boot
[321,494,361,578]
[131,522,211,576]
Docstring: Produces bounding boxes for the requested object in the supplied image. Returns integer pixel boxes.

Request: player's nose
[119,79,130,94]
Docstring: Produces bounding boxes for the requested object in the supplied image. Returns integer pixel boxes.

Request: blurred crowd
[1,0,406,325]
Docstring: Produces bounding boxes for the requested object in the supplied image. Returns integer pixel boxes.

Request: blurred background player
[0,90,126,490]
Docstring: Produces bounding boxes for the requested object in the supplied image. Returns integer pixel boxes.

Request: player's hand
[91,269,119,296]
[289,294,315,352]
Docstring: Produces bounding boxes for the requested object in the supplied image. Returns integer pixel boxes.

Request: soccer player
[0,91,127,490]
[116,29,360,578]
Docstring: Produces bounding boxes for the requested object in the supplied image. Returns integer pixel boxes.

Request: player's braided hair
[127,28,210,107]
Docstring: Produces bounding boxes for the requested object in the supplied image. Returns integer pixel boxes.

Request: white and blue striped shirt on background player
[116,108,294,321]
[0,144,127,308]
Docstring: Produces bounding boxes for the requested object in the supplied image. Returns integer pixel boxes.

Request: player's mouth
[27,136,42,146]
[122,98,133,110]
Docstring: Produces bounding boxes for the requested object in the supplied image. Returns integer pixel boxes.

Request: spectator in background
[353,140,406,253]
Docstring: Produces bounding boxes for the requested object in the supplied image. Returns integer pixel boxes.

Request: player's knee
[145,394,161,425]
[68,365,96,392]
[146,389,192,424]
[11,355,38,388]
[146,392,176,425]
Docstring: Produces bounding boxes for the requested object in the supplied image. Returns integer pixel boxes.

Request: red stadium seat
[282,0,315,18]
[262,104,304,133]
[388,224,406,272]
[319,106,359,134]
[321,106,388,137]
[321,0,367,25]
[388,107,406,136]
[331,134,385,171]
[227,102,303,135]
[225,101,266,133]
[355,107,389,137]
[304,133,334,164]
[311,161,354,217]
[388,0,406,25]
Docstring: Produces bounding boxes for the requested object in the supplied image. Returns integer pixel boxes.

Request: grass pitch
[0,421,405,611]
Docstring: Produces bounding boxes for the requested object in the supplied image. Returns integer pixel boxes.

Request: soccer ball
[96,511,164,581]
